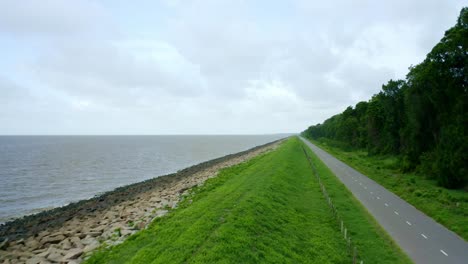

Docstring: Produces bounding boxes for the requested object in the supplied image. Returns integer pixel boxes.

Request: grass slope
[309,138,468,241]
[85,137,410,263]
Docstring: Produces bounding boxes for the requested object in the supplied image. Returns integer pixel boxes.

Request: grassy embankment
[85,137,410,263]
[309,138,468,241]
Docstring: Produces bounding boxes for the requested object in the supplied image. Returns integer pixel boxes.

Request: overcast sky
[0,0,464,135]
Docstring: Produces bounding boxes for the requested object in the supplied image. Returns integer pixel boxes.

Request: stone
[63,248,83,260]
[25,257,46,264]
[59,239,72,250]
[25,239,40,250]
[83,241,99,253]
[91,225,105,232]
[80,236,97,246]
[120,229,134,236]
[36,249,50,258]
[41,235,65,245]
[0,238,9,250]
[85,231,102,237]
[136,222,146,230]
[46,251,63,263]
[36,231,50,241]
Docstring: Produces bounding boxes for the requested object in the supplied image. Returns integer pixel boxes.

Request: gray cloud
[0,0,111,36]
[0,0,465,134]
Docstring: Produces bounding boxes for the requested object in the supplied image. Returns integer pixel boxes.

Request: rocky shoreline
[0,138,284,264]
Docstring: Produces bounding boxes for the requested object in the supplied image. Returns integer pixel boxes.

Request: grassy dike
[85,137,410,263]
[310,139,468,241]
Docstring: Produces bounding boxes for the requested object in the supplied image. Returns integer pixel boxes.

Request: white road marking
[377,196,380,199]
[359,182,362,185]
[421,234,428,239]
[406,221,412,226]
[440,250,448,256]
[364,186,367,189]
[370,191,373,194]
[385,203,389,207]
[394,211,399,215]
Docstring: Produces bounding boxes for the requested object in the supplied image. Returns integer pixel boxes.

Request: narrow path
[300,137,468,264]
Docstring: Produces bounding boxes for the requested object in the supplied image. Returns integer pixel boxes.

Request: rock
[41,234,65,245]
[25,257,46,264]
[155,210,168,218]
[80,236,97,246]
[149,197,161,203]
[69,237,84,249]
[91,225,105,232]
[59,238,72,250]
[36,231,50,241]
[120,229,134,236]
[15,239,25,246]
[83,241,99,253]
[47,251,63,263]
[36,249,50,258]
[25,239,40,250]
[63,248,83,260]
[32,248,47,254]
[85,231,102,237]
[136,222,146,230]
[0,238,9,250]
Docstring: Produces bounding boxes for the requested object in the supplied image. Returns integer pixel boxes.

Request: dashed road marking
[440,250,448,256]
[364,186,367,189]
[394,211,399,215]
[359,182,362,185]
[370,191,373,194]
[377,196,380,199]
[385,203,389,207]
[421,234,428,239]
[406,221,412,226]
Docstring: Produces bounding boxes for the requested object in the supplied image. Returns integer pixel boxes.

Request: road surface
[300,137,468,264]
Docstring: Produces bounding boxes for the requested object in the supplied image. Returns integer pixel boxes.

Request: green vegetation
[309,138,468,240]
[302,7,467,189]
[85,138,410,263]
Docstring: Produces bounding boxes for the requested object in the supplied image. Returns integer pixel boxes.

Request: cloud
[33,39,206,106]
[0,0,465,134]
[0,0,111,36]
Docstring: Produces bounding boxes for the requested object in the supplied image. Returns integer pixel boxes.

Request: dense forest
[302,8,467,189]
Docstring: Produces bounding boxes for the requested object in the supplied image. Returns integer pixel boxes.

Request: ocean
[0,135,286,223]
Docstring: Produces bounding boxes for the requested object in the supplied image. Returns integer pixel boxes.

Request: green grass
[85,137,410,263]
[309,138,468,241]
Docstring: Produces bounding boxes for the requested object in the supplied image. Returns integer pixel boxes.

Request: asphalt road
[300,137,468,264]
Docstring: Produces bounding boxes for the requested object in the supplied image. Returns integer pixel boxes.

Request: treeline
[302,8,467,189]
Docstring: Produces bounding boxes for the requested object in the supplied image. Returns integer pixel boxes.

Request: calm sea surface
[0,135,286,223]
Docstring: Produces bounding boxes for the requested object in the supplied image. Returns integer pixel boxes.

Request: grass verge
[85,137,410,263]
[309,138,468,241]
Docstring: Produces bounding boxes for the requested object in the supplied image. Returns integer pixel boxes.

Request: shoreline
[0,138,284,263]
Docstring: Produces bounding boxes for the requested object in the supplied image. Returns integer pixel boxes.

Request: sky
[0,0,465,135]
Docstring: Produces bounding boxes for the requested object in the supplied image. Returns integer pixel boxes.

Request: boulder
[80,236,97,246]
[59,239,72,250]
[83,241,99,253]
[25,257,46,264]
[25,239,40,250]
[46,251,63,263]
[41,234,65,245]
[63,248,83,260]
[0,238,9,250]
